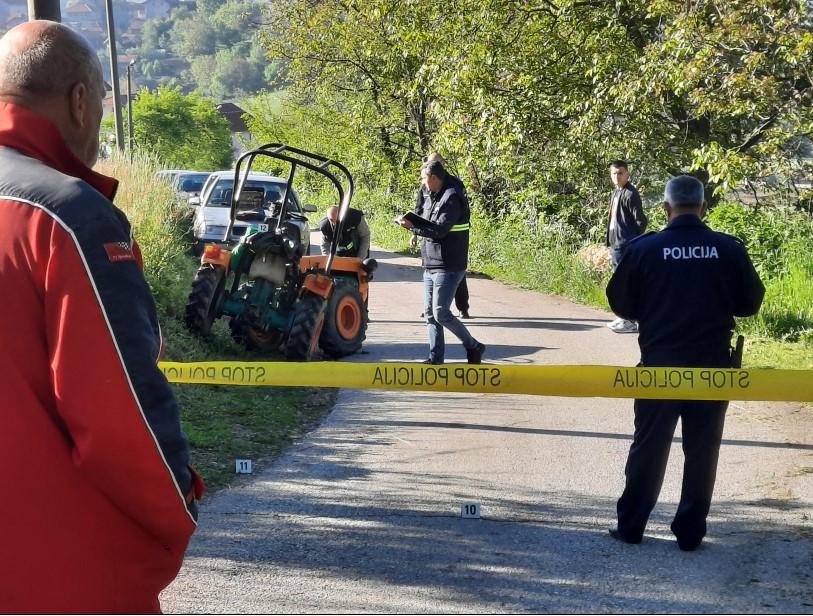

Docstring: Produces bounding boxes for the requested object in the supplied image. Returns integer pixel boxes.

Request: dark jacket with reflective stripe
[411,175,470,271]
[318,207,370,257]
[606,214,764,367]
[0,102,201,613]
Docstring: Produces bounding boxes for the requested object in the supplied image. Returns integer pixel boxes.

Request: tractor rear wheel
[285,292,325,361]
[229,319,284,353]
[320,280,367,358]
[185,264,226,336]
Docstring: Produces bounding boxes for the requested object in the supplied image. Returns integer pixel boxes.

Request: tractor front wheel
[185,264,226,336]
[284,292,325,361]
[320,280,367,358]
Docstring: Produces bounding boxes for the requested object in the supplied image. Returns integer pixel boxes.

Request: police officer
[318,205,371,258]
[606,175,764,551]
[396,160,485,364]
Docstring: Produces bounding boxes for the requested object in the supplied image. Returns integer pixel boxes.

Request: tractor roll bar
[226,144,355,274]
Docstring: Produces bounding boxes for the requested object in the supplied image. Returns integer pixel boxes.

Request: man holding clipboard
[396,161,485,365]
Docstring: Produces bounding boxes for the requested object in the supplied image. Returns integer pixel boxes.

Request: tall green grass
[740,240,813,344]
[95,151,192,318]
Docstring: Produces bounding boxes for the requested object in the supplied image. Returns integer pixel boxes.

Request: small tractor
[184,144,377,360]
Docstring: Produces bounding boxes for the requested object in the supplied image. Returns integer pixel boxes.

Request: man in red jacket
[0,21,202,613]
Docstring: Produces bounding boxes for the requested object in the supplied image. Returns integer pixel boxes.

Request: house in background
[123,0,173,21]
[63,1,101,28]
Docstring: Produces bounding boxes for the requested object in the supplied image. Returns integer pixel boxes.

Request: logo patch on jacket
[104,241,136,263]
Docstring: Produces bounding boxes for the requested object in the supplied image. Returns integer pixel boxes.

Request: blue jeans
[423,269,478,363]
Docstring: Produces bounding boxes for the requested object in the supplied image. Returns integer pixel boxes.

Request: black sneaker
[608,527,642,544]
[460,310,471,319]
[676,537,702,552]
[421,358,444,365]
[466,342,485,364]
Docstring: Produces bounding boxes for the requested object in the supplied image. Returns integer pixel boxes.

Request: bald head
[0,21,103,100]
[327,206,339,224]
[0,21,105,166]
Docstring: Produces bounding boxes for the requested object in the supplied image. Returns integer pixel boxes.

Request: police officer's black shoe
[608,527,641,544]
[676,537,702,551]
[460,310,471,319]
[466,342,486,364]
[422,358,444,365]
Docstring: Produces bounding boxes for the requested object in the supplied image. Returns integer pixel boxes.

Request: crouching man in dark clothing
[606,175,764,551]
[397,161,485,364]
[318,205,371,258]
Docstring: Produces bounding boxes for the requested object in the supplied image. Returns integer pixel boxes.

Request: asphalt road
[162,246,813,613]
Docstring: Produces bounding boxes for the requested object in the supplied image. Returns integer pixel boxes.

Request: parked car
[190,170,315,254]
[173,171,210,199]
[155,169,210,202]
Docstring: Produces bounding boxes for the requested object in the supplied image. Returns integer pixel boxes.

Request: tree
[570,0,813,201]
[259,0,813,217]
[260,0,443,188]
[128,87,233,170]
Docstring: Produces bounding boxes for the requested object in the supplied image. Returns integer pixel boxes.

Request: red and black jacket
[0,102,203,613]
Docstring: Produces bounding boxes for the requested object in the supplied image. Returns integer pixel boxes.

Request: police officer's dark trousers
[617,398,727,548]
[454,275,469,313]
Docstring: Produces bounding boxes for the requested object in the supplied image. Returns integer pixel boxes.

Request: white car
[191,170,314,252]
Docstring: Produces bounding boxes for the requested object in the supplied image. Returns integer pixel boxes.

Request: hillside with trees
[0,0,276,101]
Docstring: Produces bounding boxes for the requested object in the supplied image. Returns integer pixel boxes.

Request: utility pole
[104,0,124,152]
[27,0,61,21]
[126,59,135,161]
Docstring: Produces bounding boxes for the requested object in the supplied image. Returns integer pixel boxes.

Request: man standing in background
[397,160,484,364]
[413,152,472,318]
[605,159,647,333]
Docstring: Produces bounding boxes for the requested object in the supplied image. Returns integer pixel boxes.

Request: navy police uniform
[606,213,764,549]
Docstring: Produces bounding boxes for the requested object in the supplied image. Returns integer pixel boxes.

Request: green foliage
[95,150,191,313]
[259,0,813,211]
[132,1,271,99]
[127,86,233,170]
[242,91,397,190]
[249,0,813,364]
[260,0,442,188]
[739,239,813,342]
[166,0,270,100]
[705,201,813,277]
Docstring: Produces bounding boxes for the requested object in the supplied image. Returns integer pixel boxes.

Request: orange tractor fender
[299,255,370,302]
[200,243,231,268]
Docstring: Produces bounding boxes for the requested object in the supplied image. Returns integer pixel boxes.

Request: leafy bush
[705,201,813,277]
[740,238,813,342]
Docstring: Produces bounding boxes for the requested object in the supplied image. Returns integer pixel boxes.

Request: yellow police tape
[158,361,813,402]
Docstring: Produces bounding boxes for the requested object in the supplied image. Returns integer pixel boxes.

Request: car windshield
[204,179,299,212]
[176,173,209,193]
